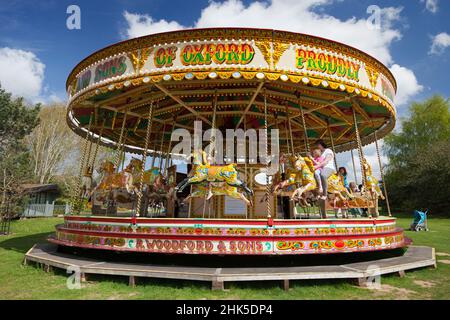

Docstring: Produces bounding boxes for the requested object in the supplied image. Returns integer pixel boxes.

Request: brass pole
[136,102,154,216]
[73,114,93,214]
[264,88,271,218]
[374,131,392,217]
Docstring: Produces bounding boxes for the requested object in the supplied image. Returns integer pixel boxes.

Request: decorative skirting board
[49,215,406,255]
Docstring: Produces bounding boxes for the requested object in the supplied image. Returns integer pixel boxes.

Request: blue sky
[0,0,449,179]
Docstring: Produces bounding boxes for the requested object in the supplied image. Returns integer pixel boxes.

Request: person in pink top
[310,148,324,194]
[314,139,337,200]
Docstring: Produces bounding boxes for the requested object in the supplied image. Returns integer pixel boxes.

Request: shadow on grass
[0,232,53,254]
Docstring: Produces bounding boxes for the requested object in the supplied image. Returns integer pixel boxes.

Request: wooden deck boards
[24,243,436,290]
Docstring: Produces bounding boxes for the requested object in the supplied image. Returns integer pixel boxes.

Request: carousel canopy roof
[65,28,397,155]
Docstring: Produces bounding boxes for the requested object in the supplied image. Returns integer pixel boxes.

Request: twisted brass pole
[264,88,272,219]
[114,112,128,172]
[72,114,93,214]
[136,102,154,216]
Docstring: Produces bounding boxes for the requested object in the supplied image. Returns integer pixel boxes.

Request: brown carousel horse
[126,158,176,209]
[88,160,137,214]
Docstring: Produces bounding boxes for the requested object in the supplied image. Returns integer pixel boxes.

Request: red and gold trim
[49,215,406,255]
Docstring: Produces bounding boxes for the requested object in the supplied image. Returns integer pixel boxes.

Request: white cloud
[389,64,423,106]
[420,0,438,13]
[123,0,405,65]
[0,47,45,102]
[123,11,184,39]
[429,32,450,55]
[122,0,422,105]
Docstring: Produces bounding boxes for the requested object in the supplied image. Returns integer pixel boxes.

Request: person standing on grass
[314,139,336,200]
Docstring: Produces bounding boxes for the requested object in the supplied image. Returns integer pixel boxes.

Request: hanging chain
[374,131,392,216]
[264,88,272,218]
[136,102,154,216]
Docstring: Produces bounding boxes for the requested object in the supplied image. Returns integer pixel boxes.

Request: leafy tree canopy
[0,85,40,156]
[384,95,450,214]
[384,95,450,169]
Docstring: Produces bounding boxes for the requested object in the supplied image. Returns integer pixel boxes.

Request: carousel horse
[81,166,94,198]
[270,154,353,208]
[362,158,385,200]
[272,154,303,194]
[290,156,317,205]
[126,158,176,208]
[183,181,252,206]
[175,149,253,201]
[327,173,354,202]
[95,161,134,193]
[88,160,137,213]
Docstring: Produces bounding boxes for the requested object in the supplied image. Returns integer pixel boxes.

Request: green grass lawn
[0,216,449,300]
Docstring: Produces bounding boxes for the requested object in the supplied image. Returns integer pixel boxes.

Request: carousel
[49,28,406,255]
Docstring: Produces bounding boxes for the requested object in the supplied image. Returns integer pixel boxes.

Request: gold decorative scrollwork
[366,66,380,88]
[272,42,289,67]
[128,48,152,73]
[255,41,272,66]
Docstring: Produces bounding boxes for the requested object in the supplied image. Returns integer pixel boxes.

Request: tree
[0,85,40,209]
[26,104,81,184]
[384,95,450,214]
[25,103,115,199]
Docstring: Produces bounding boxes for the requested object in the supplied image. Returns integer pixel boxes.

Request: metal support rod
[374,131,392,216]
[298,96,310,153]
[285,104,295,154]
[90,120,105,170]
[158,123,166,171]
[350,149,358,185]
[327,122,338,170]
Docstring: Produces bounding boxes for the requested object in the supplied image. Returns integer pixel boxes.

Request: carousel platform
[48,215,407,255]
[24,243,436,290]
